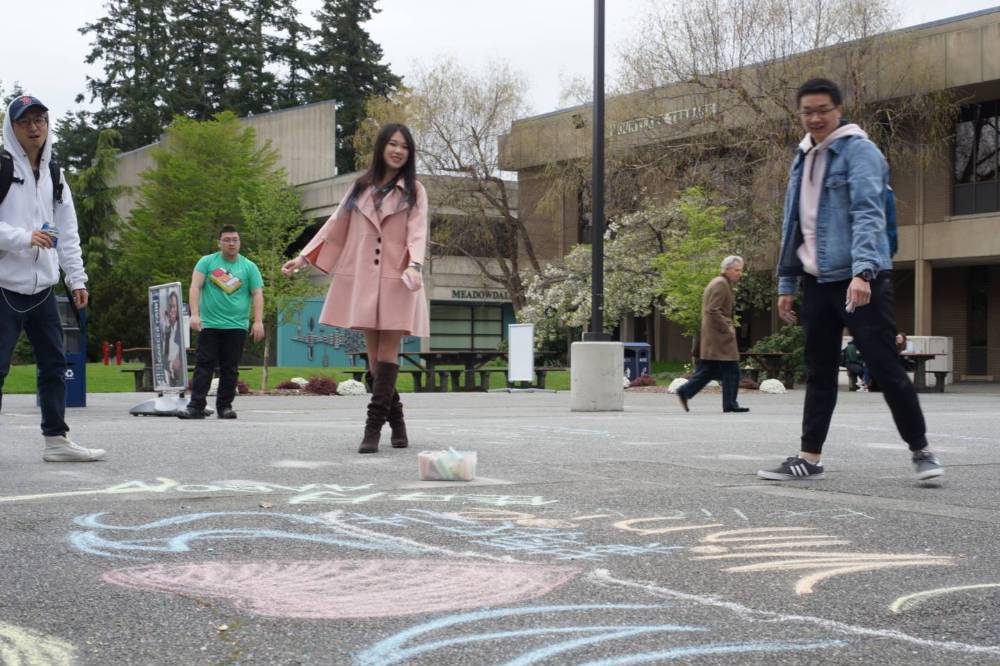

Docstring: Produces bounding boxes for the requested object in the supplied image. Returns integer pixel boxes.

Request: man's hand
[846,277,871,311]
[30,231,55,249]
[190,315,202,331]
[72,289,88,309]
[281,256,308,276]
[778,295,797,324]
[251,322,265,342]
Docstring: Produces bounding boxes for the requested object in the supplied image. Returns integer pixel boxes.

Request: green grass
[2,362,571,393]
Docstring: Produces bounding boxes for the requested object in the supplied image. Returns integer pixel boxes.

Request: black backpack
[0,148,63,207]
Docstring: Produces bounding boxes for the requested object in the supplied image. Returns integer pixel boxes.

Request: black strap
[0,150,13,205]
[0,149,62,206]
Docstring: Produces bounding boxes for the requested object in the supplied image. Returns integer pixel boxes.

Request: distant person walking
[177,226,264,420]
[676,255,749,414]
[282,123,429,453]
[0,95,104,462]
[762,77,942,482]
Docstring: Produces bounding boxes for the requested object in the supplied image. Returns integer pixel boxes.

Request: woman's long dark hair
[347,123,418,210]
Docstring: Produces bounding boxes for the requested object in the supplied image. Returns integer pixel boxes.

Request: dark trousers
[0,287,69,436]
[188,328,247,411]
[800,274,926,454]
[678,359,741,411]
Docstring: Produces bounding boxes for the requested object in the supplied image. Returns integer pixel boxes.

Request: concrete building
[499,8,1000,381]
[110,102,517,367]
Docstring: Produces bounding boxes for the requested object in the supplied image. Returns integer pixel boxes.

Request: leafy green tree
[238,178,313,389]
[111,112,294,346]
[308,0,403,174]
[64,129,124,357]
[652,188,733,339]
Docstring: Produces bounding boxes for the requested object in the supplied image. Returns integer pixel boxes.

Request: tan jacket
[699,275,739,361]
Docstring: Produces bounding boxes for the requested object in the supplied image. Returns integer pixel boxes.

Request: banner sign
[149,282,188,392]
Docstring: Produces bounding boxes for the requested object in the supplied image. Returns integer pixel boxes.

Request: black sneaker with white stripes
[757,456,825,480]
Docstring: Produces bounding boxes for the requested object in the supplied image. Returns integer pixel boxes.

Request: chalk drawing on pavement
[0,622,74,666]
[689,528,953,594]
[589,569,1000,658]
[354,604,845,666]
[103,560,580,619]
[890,584,1000,614]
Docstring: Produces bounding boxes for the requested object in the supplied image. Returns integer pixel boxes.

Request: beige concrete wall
[111,101,337,221]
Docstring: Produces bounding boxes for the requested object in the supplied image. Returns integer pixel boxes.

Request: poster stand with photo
[130,282,213,416]
[490,323,555,393]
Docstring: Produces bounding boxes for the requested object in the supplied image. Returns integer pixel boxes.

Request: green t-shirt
[194,252,264,330]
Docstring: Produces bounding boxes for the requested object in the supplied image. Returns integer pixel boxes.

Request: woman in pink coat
[281,123,429,453]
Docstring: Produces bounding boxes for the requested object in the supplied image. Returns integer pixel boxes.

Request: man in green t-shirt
[177,225,264,419]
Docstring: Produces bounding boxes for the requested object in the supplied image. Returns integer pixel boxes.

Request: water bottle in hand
[41,223,59,248]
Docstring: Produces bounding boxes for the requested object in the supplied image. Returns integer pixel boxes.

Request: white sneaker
[43,435,106,462]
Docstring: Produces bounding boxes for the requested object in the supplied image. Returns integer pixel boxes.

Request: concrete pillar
[570,341,624,411]
[914,259,933,335]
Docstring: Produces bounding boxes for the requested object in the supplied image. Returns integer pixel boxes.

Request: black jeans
[800,273,927,454]
[0,287,69,436]
[188,328,247,411]
[677,359,742,411]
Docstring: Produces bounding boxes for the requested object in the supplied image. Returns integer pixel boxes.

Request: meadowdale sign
[612,102,719,137]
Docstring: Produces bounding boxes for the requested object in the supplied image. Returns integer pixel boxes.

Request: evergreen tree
[53,110,100,173]
[79,0,173,150]
[308,0,403,173]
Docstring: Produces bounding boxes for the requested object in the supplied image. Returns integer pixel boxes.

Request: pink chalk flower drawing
[103,559,580,619]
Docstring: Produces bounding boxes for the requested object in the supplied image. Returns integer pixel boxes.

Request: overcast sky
[3,0,999,129]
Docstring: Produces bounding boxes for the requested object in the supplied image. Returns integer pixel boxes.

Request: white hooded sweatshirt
[0,100,87,295]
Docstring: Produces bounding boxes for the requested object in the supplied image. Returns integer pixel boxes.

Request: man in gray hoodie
[759,78,941,483]
[0,95,105,462]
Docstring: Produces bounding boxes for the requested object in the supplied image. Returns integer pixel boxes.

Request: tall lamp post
[582,0,610,342]
[569,0,623,412]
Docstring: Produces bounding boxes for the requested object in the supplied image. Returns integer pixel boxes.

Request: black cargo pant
[188,328,247,412]
[799,273,927,454]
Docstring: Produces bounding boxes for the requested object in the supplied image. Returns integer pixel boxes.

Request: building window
[954,101,999,215]
[430,303,504,350]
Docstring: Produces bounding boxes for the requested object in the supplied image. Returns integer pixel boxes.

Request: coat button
[375,248,380,255]
[377,237,382,243]
[374,259,380,265]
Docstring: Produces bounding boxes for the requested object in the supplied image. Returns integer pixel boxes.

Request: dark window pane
[974,182,999,213]
[955,119,976,184]
[954,183,976,216]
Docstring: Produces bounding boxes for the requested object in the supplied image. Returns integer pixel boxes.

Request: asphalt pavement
[1,385,998,665]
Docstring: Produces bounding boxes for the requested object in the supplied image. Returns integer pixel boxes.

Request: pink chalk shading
[103,559,580,619]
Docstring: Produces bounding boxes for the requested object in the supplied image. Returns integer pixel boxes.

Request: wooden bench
[476,367,568,391]
[121,367,154,392]
[401,368,454,392]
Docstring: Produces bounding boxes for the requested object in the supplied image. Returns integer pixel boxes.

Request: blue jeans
[677,359,742,411]
[0,287,69,436]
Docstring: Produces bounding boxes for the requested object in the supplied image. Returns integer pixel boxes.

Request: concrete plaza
[1,386,998,665]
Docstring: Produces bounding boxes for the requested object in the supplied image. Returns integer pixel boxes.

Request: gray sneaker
[912,450,944,481]
[43,435,106,462]
[758,456,825,480]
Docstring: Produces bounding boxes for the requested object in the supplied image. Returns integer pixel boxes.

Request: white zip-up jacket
[0,100,87,295]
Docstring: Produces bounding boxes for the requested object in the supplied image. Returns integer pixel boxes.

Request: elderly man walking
[677,255,748,413]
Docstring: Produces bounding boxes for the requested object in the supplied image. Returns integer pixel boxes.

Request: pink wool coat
[300,180,430,336]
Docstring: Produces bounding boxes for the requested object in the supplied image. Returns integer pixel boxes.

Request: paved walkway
[1,388,997,665]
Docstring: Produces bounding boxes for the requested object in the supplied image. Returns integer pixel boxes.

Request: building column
[914,260,933,335]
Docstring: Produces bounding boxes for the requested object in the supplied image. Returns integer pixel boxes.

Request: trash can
[622,342,651,380]
[58,296,87,408]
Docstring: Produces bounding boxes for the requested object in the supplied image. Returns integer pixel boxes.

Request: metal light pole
[583,0,610,342]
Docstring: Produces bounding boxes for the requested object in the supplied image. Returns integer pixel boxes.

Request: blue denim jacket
[776,134,892,295]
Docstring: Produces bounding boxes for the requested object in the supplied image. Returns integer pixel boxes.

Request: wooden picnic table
[740,351,794,389]
[350,350,507,391]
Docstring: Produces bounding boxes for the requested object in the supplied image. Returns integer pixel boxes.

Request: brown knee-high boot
[358,361,399,453]
[367,366,408,448]
[388,391,408,448]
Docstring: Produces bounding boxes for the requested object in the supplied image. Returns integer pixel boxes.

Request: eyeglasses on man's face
[798,106,837,119]
[14,115,48,128]
[220,237,241,244]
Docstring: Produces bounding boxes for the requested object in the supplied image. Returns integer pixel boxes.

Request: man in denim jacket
[758,78,943,483]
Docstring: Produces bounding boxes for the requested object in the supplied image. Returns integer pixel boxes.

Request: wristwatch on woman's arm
[408,261,422,271]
